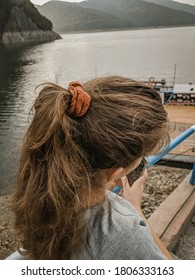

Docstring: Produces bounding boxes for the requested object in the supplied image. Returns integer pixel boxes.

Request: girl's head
[13,76,169,259]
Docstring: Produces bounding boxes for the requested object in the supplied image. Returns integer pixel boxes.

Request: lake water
[0,26,195,195]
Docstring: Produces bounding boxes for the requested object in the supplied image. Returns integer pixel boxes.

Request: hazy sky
[30,0,195,6]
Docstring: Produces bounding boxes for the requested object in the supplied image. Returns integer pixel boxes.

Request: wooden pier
[164,105,195,159]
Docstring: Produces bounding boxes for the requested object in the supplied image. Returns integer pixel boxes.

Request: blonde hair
[12,76,169,259]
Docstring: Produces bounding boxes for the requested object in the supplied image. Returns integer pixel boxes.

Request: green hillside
[81,0,195,27]
[37,0,195,33]
[38,1,133,33]
[0,0,10,38]
[0,0,53,39]
[143,0,195,16]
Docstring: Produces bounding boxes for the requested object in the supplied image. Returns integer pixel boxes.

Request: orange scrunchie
[68,81,91,117]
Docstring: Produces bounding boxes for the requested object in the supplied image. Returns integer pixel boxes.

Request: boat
[144,77,195,106]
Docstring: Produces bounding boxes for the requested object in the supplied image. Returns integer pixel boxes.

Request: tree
[0,0,10,38]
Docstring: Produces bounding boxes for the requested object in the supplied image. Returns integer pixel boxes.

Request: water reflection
[0,44,36,195]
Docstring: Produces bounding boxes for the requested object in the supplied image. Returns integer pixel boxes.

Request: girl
[10,76,172,260]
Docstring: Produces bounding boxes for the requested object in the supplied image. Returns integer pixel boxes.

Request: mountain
[80,0,195,27]
[0,0,61,44]
[143,0,195,16]
[37,0,195,33]
[37,1,133,33]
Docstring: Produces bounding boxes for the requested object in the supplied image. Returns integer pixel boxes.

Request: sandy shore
[0,166,190,260]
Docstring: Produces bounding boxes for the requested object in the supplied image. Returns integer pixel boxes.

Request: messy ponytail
[13,83,95,259]
[12,76,170,259]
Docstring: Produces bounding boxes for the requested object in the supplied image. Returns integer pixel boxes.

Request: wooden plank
[161,191,195,251]
[168,122,195,157]
[148,172,194,237]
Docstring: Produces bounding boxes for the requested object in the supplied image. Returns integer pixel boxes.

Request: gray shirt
[6,191,167,260]
[71,191,167,260]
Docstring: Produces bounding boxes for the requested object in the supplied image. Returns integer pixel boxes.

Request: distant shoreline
[57,24,195,35]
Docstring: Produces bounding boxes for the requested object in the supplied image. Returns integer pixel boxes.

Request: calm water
[0,26,195,194]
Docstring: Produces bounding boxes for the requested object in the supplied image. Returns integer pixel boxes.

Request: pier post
[190,162,195,185]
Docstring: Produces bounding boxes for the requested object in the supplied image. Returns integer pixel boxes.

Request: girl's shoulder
[88,191,147,236]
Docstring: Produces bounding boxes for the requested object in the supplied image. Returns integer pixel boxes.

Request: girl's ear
[105,167,124,184]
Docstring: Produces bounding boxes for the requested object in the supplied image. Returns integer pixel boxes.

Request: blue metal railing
[147,124,195,185]
[113,125,195,193]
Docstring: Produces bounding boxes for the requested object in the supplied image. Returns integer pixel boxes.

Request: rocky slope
[0,0,61,45]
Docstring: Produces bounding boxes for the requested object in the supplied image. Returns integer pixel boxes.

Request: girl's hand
[121,169,148,209]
